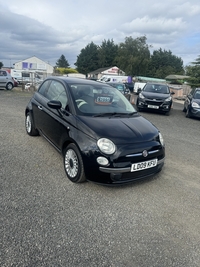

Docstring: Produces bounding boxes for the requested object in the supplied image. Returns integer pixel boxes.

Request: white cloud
[0,0,200,67]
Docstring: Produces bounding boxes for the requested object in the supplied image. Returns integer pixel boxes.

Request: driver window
[45,81,68,108]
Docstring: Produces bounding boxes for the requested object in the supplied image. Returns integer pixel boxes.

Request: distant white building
[88,66,125,80]
[13,56,54,76]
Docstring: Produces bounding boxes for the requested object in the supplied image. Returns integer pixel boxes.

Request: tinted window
[194,90,200,99]
[0,71,7,76]
[144,84,169,94]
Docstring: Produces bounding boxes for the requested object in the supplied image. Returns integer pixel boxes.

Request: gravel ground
[0,88,200,267]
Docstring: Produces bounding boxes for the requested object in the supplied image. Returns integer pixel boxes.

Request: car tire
[25,112,39,136]
[6,82,13,90]
[64,143,86,183]
[186,108,191,118]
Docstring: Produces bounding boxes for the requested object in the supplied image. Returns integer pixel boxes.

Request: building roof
[88,67,113,75]
[14,56,53,67]
[135,76,166,83]
[165,75,190,80]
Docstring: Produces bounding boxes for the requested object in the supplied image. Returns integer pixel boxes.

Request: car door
[0,70,7,87]
[33,79,72,150]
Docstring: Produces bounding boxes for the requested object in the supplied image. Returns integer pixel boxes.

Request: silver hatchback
[0,70,14,90]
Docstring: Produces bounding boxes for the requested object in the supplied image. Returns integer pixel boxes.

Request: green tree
[56,54,70,68]
[115,36,151,76]
[185,56,200,87]
[75,42,99,74]
[98,39,118,67]
[0,62,3,69]
[191,55,200,65]
[56,68,78,75]
[147,48,184,78]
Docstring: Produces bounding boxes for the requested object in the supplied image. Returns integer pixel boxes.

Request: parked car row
[134,82,200,119]
[0,69,42,90]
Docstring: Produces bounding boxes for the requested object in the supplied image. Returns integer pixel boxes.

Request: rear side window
[0,71,7,76]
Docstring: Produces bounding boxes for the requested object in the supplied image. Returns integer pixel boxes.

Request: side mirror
[137,88,142,94]
[47,100,62,110]
[170,91,175,95]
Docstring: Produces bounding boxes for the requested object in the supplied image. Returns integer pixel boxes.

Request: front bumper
[98,157,165,184]
[83,140,165,185]
[137,99,172,112]
[190,107,200,118]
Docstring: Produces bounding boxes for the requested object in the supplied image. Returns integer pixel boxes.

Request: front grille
[113,146,163,166]
[145,100,164,106]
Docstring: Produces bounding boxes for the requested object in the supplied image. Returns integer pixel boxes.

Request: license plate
[148,105,159,109]
[131,159,157,172]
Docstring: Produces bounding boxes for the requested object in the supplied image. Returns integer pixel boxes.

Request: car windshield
[143,84,169,94]
[194,90,200,99]
[69,83,136,116]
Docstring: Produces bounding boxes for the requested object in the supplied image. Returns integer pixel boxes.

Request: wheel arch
[61,139,81,156]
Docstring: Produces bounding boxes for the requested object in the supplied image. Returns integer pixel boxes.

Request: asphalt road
[1,89,200,267]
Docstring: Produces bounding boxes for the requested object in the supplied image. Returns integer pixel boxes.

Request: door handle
[38,105,43,110]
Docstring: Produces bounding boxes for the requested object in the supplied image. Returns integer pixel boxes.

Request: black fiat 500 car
[25,77,165,185]
[183,88,200,118]
[136,83,174,115]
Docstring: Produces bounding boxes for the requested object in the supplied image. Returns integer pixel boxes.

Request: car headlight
[139,93,145,99]
[97,138,116,155]
[159,132,164,146]
[165,96,172,102]
[192,102,200,108]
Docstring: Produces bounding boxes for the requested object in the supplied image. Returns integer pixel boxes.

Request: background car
[183,88,200,118]
[25,77,165,185]
[136,83,174,115]
[106,82,131,101]
[0,70,14,90]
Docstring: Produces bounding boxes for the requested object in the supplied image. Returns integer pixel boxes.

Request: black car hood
[77,115,158,144]
[142,91,170,99]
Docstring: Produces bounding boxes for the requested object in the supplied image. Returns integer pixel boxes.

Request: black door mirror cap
[47,100,62,110]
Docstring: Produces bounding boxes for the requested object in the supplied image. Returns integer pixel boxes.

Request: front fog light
[97,157,109,166]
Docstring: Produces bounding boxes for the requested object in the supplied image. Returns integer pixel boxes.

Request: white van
[98,75,129,83]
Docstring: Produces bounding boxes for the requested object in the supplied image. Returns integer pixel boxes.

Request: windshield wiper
[93,112,137,117]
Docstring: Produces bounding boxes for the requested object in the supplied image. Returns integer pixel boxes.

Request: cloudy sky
[0,0,200,68]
